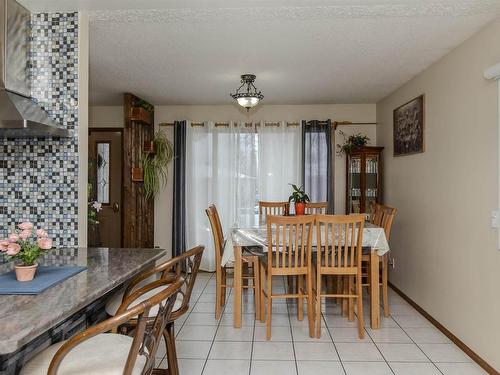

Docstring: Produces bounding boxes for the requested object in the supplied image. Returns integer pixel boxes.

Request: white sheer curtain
[258,121,302,211]
[186,122,258,271]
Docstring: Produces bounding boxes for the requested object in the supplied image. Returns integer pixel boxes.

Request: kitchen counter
[0,247,166,356]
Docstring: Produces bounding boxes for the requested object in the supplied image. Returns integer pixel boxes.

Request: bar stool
[20,279,183,375]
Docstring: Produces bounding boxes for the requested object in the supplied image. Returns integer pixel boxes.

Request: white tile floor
[155,272,487,375]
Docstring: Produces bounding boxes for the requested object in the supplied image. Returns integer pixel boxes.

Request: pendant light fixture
[230,74,264,111]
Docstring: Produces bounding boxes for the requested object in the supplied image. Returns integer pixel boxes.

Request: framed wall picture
[393,95,424,156]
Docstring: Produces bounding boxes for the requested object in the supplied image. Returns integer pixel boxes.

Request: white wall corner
[77,12,89,247]
[484,62,500,250]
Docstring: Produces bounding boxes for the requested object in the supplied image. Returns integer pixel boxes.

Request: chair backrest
[122,245,205,321]
[259,201,289,223]
[48,279,183,375]
[372,204,397,240]
[266,215,315,273]
[371,204,383,225]
[379,205,396,240]
[315,214,365,273]
[304,202,328,214]
[206,204,224,271]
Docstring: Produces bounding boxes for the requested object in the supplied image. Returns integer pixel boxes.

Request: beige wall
[89,106,123,128]
[90,104,376,258]
[376,18,500,371]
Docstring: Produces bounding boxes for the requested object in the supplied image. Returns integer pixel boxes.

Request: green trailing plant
[288,184,310,203]
[336,130,370,155]
[143,131,174,200]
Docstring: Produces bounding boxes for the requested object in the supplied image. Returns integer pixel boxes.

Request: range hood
[0,0,71,138]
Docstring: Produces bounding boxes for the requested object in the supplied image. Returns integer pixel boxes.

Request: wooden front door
[89,130,123,247]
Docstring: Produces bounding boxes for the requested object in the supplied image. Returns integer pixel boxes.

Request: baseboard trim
[388,282,499,375]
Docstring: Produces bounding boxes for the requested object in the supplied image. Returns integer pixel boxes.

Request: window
[96,142,110,204]
[185,121,301,271]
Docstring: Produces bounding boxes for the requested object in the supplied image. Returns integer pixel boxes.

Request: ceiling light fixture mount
[230,74,264,112]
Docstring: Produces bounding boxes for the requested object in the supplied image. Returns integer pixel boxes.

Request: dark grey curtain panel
[172,120,187,257]
[302,120,334,214]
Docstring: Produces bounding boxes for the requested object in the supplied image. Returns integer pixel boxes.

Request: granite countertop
[0,247,166,355]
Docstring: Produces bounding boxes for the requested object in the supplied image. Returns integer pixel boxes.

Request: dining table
[223,220,390,330]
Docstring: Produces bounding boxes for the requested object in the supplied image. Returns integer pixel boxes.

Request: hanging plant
[135,99,154,113]
[143,131,174,200]
[336,130,370,156]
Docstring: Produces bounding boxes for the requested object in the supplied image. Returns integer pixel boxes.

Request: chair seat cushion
[20,333,147,375]
[105,285,183,317]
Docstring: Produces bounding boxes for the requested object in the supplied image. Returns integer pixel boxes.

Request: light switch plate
[491,210,500,228]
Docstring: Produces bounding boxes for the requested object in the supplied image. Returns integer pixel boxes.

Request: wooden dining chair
[21,279,183,375]
[314,214,366,339]
[260,215,315,340]
[304,202,328,214]
[206,204,260,320]
[363,204,396,317]
[258,201,289,223]
[370,203,384,224]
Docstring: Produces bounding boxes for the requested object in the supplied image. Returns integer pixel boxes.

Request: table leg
[233,245,242,328]
[370,251,380,329]
[253,257,261,321]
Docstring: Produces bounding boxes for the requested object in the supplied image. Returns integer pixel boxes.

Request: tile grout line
[285,276,300,375]
[200,273,227,375]
[175,273,212,338]
[158,272,212,369]
[178,272,216,374]
[176,274,467,374]
[362,321,397,375]
[338,295,397,374]
[323,308,348,375]
[358,301,396,375]
[389,313,445,375]
[248,295,257,375]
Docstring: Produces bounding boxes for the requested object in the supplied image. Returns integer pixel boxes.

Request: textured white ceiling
[20,0,500,105]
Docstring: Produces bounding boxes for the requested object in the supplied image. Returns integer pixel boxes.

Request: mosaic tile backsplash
[0,13,79,247]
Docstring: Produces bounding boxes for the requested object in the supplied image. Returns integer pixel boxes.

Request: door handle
[112,202,120,212]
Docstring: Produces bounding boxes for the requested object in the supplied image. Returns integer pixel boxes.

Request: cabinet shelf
[129,107,153,126]
[346,146,384,217]
[131,167,144,182]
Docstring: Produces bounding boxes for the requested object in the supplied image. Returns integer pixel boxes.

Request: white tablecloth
[222,222,390,266]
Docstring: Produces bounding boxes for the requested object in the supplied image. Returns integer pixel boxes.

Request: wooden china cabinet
[345,146,384,219]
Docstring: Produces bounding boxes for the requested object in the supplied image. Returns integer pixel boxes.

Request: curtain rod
[158,121,302,127]
[158,121,378,128]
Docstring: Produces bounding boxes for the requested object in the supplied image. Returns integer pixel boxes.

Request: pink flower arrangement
[0,221,53,266]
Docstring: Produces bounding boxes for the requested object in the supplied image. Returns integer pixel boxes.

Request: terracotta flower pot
[14,263,38,282]
[295,202,305,216]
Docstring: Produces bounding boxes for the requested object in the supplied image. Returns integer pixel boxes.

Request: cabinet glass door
[348,156,362,213]
[365,154,379,219]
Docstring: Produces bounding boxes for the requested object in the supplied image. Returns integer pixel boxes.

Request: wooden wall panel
[123,93,155,248]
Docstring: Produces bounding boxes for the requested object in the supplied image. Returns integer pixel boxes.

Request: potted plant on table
[288,184,310,216]
[0,222,53,282]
